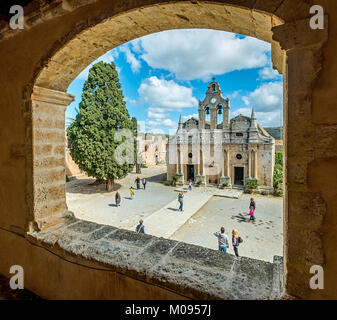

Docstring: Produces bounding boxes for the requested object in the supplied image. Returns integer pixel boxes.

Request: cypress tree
[67,61,137,191]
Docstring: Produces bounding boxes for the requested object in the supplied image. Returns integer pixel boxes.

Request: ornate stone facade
[167,79,275,188]
[139,134,167,167]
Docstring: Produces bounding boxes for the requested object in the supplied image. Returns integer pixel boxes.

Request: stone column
[226,148,230,177]
[220,148,230,187]
[31,85,74,229]
[272,17,328,299]
[254,150,258,179]
[221,149,225,177]
[176,144,184,185]
[248,149,252,178]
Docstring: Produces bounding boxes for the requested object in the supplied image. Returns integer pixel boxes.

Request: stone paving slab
[174,186,243,199]
[130,190,213,239]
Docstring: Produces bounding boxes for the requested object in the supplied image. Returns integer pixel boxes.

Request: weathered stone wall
[142,136,167,166]
[1,218,284,300]
[65,149,83,177]
[0,0,336,299]
[31,86,74,229]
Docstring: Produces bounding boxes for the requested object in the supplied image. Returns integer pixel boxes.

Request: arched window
[217,104,223,124]
[205,106,210,123]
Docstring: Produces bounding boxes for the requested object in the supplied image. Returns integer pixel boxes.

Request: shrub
[163,180,172,186]
[273,165,283,189]
[261,190,268,196]
[274,189,283,197]
[172,175,179,182]
[141,164,148,168]
[275,151,283,166]
[221,183,228,188]
[66,175,70,182]
[246,179,259,190]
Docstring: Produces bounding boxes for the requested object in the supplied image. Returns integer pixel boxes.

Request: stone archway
[0,0,330,299]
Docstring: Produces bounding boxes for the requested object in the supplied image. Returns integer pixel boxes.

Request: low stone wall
[25,218,285,300]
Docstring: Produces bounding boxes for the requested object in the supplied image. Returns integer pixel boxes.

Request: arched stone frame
[19,0,328,298]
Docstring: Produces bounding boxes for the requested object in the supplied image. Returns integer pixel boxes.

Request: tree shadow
[66,178,122,195]
[145,173,167,183]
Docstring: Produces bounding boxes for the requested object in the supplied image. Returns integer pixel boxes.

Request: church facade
[167,79,275,189]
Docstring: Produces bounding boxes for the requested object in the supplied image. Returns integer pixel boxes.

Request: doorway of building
[187,165,195,182]
[234,167,244,186]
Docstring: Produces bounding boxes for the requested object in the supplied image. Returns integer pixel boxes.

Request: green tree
[275,151,283,166]
[67,61,137,191]
[273,151,284,189]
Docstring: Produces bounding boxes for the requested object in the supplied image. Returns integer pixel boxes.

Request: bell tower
[200,78,230,130]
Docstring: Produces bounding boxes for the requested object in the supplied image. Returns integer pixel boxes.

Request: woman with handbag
[232,229,243,257]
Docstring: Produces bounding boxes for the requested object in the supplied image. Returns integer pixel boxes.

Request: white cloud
[234,81,283,126]
[138,76,198,110]
[120,46,141,73]
[232,107,282,127]
[131,29,270,81]
[258,66,280,80]
[146,117,177,133]
[77,51,118,80]
[242,81,283,112]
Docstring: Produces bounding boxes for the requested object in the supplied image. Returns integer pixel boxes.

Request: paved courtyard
[67,165,283,262]
[66,165,177,229]
[171,194,283,262]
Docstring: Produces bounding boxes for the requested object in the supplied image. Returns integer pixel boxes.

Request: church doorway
[234,167,244,186]
[187,165,195,182]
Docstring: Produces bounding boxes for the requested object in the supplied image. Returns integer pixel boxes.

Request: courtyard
[67,165,283,263]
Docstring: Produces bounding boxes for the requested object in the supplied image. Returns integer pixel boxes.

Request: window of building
[236,132,243,137]
[236,154,242,160]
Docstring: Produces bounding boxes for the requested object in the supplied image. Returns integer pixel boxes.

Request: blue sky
[66,29,283,134]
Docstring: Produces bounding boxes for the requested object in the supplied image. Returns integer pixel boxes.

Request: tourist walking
[250,198,256,211]
[142,178,147,190]
[135,177,141,190]
[188,179,192,191]
[232,229,241,257]
[249,205,256,223]
[178,192,184,212]
[214,227,229,253]
[136,219,146,234]
[115,191,121,207]
[129,186,135,199]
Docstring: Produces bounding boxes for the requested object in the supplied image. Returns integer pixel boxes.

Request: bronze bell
[206,108,210,115]
[218,108,222,115]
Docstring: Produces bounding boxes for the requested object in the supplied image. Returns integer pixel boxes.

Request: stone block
[170,242,234,274]
[104,228,154,247]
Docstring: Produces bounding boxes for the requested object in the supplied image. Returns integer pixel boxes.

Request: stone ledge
[27,218,284,300]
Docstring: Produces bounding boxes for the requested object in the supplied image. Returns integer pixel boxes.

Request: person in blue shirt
[178,192,184,212]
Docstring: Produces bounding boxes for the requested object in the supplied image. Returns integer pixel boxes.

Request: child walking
[129,186,135,199]
[249,205,256,223]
